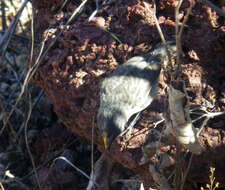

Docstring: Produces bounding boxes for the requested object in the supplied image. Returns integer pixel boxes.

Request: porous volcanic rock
[32,0,225,187]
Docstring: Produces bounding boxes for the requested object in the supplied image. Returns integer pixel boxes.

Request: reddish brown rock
[32,0,225,188]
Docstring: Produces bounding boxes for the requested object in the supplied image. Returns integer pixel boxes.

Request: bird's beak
[103,136,108,149]
[102,133,108,149]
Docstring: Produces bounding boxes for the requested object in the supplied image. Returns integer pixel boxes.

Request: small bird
[98,43,176,148]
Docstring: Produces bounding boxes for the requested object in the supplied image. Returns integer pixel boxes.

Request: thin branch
[58,0,69,13]
[0,0,28,57]
[1,0,7,30]
[89,0,99,21]
[54,156,94,182]
[175,0,194,79]
[17,89,44,136]
[112,179,143,183]
[149,164,173,190]
[21,139,77,181]
[180,154,193,190]
[191,108,225,137]
[192,110,225,123]
[0,177,30,190]
[192,109,225,137]
[202,0,225,17]
[88,0,116,21]
[3,55,21,82]
[143,1,173,68]
[0,0,89,136]
[6,69,26,107]
[87,117,95,190]
[24,91,42,190]
[67,0,88,24]
[197,117,210,137]
[30,0,35,63]
[178,0,195,39]
[175,0,184,68]
[0,38,46,136]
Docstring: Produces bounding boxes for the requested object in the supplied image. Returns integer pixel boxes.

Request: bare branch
[0,0,89,136]
[175,0,184,67]
[0,0,28,57]
[143,1,173,68]
[202,0,225,17]
[149,164,173,190]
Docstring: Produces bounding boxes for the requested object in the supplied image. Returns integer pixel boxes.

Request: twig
[86,153,111,190]
[0,177,30,190]
[178,0,195,40]
[89,0,99,21]
[191,109,225,137]
[112,179,143,184]
[88,0,116,21]
[202,0,225,17]
[9,0,17,11]
[3,55,20,81]
[1,0,7,30]
[180,153,193,190]
[24,91,42,190]
[174,142,183,189]
[0,38,46,136]
[87,117,95,190]
[149,164,173,190]
[143,1,173,68]
[0,0,89,136]
[0,0,28,57]
[8,0,25,33]
[67,0,88,24]
[175,0,194,79]
[175,0,183,68]
[58,0,69,13]
[0,31,35,43]
[30,0,35,63]
[17,89,44,136]
[6,69,25,107]
[0,182,4,190]
[21,139,77,181]
[154,118,165,128]
[88,0,123,44]
[54,156,94,182]
[197,116,210,137]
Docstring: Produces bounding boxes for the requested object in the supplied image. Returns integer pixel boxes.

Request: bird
[98,43,176,149]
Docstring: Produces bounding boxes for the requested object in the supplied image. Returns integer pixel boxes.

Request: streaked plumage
[98,43,176,148]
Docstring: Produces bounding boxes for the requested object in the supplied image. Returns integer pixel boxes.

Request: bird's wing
[100,60,159,118]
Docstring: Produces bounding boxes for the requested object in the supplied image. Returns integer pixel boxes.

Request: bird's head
[98,109,127,149]
[151,41,177,65]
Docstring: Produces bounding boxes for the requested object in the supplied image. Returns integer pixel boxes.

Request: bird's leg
[119,112,141,138]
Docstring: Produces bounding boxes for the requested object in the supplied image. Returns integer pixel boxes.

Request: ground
[0,0,225,189]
